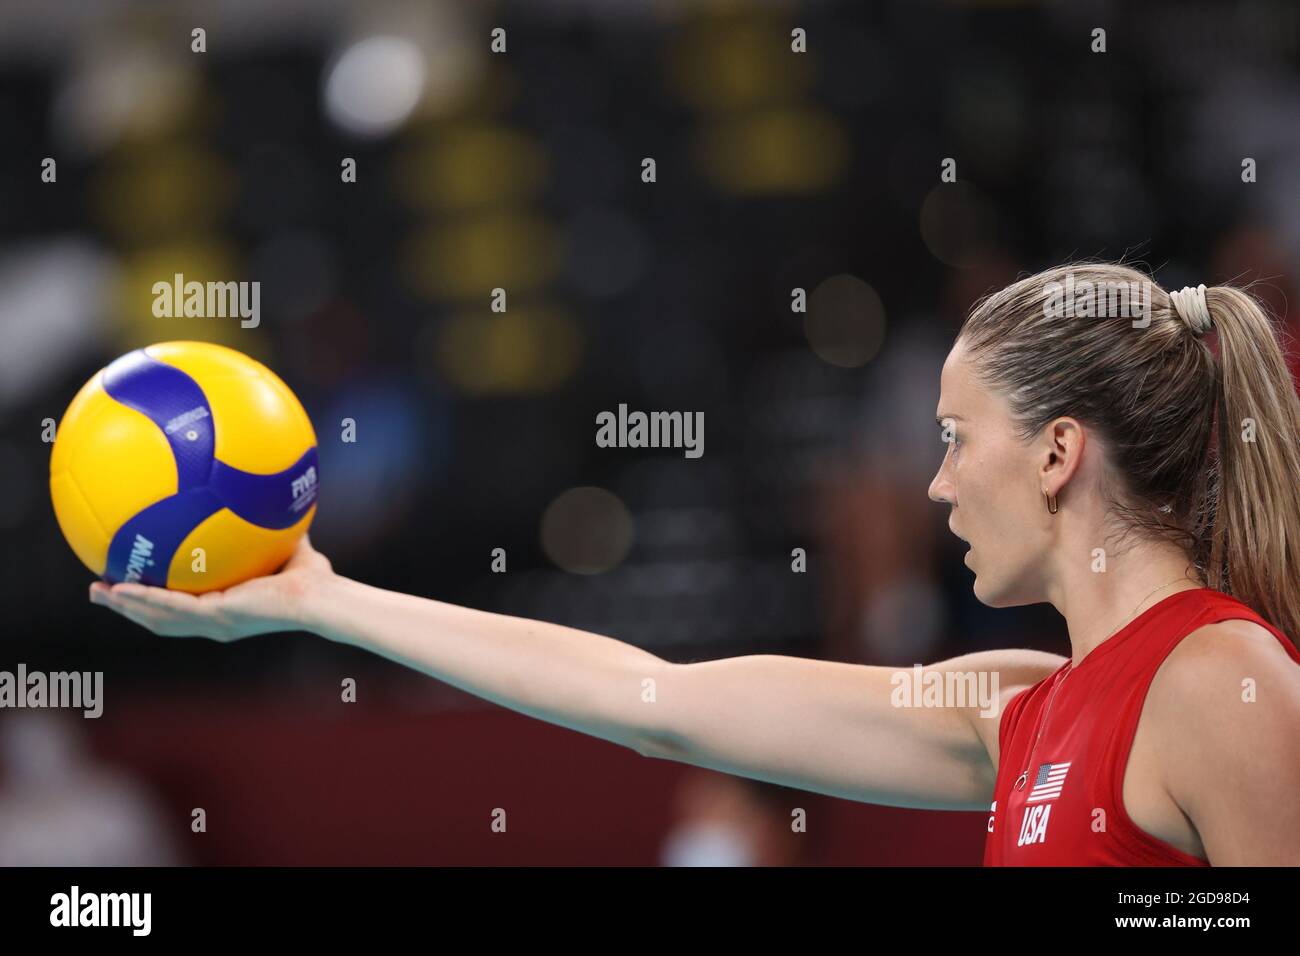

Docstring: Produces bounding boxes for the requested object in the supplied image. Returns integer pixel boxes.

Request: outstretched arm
[91,537,1064,809]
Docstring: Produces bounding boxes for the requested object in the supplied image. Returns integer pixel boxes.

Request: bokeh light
[804,274,887,368]
[324,36,425,139]
[540,487,634,575]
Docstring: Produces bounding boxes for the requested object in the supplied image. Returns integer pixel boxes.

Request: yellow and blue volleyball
[50,341,319,593]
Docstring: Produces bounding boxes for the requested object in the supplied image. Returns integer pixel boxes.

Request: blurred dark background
[1,0,1298,864]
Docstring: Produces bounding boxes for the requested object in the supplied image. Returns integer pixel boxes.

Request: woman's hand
[88,535,335,641]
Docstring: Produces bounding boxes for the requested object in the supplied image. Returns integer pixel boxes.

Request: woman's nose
[928,463,952,505]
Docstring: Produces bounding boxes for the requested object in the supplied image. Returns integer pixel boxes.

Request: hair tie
[1169,284,1213,335]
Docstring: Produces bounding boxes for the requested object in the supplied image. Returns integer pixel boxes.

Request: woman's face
[927,339,1054,607]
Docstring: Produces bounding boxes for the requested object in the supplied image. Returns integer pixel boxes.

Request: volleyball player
[90,264,1300,865]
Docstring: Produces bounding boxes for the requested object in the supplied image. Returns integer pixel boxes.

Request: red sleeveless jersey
[983,587,1300,866]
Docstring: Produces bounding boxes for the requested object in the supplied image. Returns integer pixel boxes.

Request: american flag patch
[1027,761,1071,803]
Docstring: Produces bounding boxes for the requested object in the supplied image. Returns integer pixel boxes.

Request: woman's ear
[1040,417,1086,497]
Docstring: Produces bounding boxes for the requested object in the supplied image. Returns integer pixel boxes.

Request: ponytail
[1202,286,1300,645]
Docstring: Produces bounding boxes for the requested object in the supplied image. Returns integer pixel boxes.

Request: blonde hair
[959,262,1300,646]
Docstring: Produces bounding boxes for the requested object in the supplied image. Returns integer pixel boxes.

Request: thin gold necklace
[1011,577,1191,792]
[1113,577,1195,644]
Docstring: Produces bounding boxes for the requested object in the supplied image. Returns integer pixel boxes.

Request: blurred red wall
[82,693,986,866]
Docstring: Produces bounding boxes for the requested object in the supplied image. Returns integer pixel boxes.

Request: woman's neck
[1048,540,1203,667]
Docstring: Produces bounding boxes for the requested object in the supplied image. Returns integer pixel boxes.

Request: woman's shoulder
[1143,617,1300,778]
[1163,616,1300,681]
[1140,617,1300,862]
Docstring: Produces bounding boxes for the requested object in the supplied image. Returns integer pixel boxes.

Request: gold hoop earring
[1044,490,1058,514]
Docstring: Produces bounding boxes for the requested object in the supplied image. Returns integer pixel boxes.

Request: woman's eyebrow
[935,414,965,426]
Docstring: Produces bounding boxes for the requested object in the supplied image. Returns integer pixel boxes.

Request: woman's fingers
[89,580,221,639]
[91,587,168,634]
[112,582,205,614]
[86,562,311,641]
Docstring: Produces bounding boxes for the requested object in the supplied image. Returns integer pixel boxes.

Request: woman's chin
[969,561,1007,607]
[971,580,1002,607]
[972,573,1033,609]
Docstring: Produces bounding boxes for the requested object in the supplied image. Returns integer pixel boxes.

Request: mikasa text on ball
[50,341,319,593]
